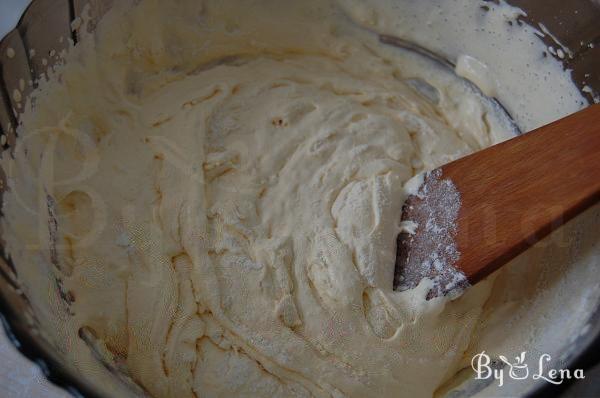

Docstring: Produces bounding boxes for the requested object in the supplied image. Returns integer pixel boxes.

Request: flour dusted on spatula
[394,169,470,299]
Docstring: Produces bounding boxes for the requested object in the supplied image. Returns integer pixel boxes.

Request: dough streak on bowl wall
[1,0,598,397]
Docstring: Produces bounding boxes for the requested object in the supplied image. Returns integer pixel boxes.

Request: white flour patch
[394,169,470,299]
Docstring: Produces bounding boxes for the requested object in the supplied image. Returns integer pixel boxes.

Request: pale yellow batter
[1,1,598,397]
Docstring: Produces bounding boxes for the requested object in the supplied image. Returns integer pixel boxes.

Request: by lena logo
[471,351,585,387]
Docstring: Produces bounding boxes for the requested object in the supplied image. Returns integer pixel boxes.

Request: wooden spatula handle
[443,104,600,284]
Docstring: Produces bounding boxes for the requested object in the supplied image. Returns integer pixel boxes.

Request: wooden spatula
[393,104,600,299]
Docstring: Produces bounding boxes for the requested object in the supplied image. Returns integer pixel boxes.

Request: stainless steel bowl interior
[0,0,598,397]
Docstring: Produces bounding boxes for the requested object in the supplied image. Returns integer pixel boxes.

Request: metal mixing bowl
[0,0,598,397]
